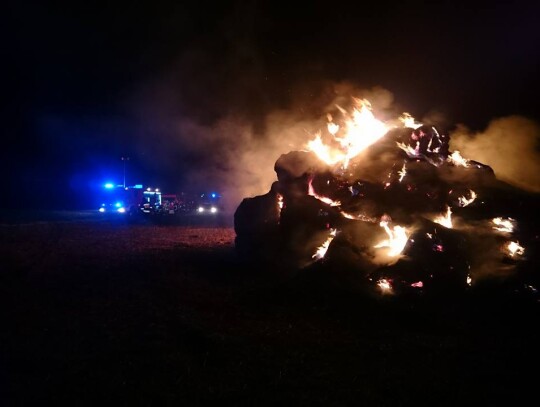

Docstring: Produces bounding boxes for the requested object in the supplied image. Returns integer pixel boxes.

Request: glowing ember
[458,190,477,207]
[377,278,393,294]
[374,219,410,257]
[492,217,516,233]
[308,178,341,206]
[506,241,525,258]
[397,141,420,158]
[339,211,378,223]
[312,229,337,260]
[467,275,472,286]
[398,162,407,182]
[277,193,284,210]
[307,98,389,168]
[340,211,356,220]
[434,206,453,228]
[447,151,470,167]
[410,281,424,288]
[399,112,423,129]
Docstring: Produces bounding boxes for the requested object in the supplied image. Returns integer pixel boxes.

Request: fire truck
[98,184,163,216]
[155,193,180,216]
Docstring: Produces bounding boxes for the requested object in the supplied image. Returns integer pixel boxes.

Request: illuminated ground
[1,211,539,406]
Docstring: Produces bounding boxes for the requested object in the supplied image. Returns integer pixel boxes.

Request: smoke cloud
[131,79,408,215]
[131,72,538,221]
[450,116,540,192]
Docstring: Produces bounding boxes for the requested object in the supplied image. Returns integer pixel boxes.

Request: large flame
[307,99,389,168]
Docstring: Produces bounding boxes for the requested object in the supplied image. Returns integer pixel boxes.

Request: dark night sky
[4,0,540,210]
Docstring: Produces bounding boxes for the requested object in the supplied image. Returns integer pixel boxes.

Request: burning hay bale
[234,99,539,297]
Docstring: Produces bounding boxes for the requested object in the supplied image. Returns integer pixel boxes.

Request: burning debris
[234,98,539,297]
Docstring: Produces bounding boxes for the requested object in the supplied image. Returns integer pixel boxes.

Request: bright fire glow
[277,193,284,210]
[307,99,389,169]
[306,134,345,166]
[434,206,453,228]
[312,229,337,260]
[374,220,410,257]
[327,122,339,135]
[458,190,477,207]
[492,217,515,233]
[340,211,355,219]
[447,151,470,167]
[339,211,378,223]
[308,178,341,206]
[398,162,407,182]
[397,141,420,158]
[377,278,393,294]
[506,241,525,258]
[399,112,423,129]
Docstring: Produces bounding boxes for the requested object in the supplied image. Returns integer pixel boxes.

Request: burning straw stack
[234,100,538,297]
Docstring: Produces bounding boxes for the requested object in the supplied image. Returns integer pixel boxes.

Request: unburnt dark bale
[437,161,496,189]
[233,182,281,262]
[402,218,470,290]
[322,220,382,275]
[279,195,344,267]
[274,150,328,183]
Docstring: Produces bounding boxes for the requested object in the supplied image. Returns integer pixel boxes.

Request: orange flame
[312,229,337,260]
[307,99,389,168]
[397,141,421,158]
[374,220,410,257]
[398,162,407,182]
[377,278,393,294]
[308,179,341,206]
[505,241,525,258]
[277,193,284,211]
[447,151,470,167]
[399,112,423,129]
[458,190,477,207]
[492,217,515,233]
[434,206,453,228]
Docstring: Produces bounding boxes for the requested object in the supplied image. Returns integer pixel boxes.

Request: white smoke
[450,116,540,192]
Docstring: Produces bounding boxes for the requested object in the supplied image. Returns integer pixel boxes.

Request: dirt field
[1,211,539,406]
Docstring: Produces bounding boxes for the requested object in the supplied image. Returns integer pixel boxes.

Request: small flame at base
[377,278,393,294]
[374,220,410,257]
[312,229,337,260]
[434,206,453,229]
[505,241,525,258]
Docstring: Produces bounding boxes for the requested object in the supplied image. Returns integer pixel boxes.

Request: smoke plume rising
[450,116,540,192]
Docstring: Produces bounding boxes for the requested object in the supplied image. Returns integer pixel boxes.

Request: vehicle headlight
[198,207,205,213]
[117,207,126,213]
[210,207,217,213]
